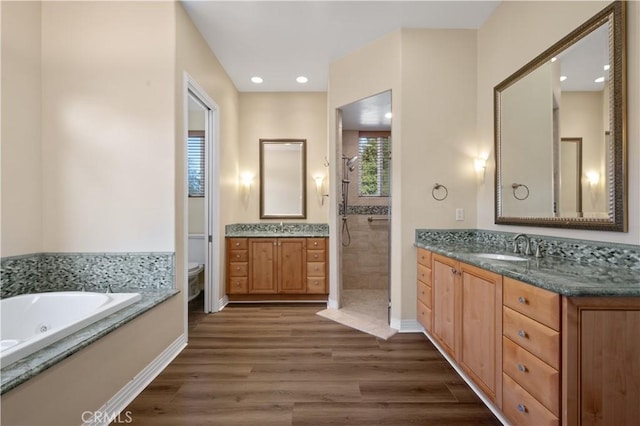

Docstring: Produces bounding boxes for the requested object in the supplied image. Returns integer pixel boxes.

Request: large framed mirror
[495,1,626,231]
[260,139,307,219]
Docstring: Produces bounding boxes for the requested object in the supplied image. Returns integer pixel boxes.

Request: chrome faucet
[513,233,532,256]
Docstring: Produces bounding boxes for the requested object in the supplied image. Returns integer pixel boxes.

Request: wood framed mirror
[494,1,626,231]
[260,139,307,219]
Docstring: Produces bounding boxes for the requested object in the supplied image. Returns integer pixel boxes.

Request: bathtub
[0,291,141,368]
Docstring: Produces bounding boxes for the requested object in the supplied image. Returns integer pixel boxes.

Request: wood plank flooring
[123,302,500,425]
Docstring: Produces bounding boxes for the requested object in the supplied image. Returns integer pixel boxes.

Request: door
[279,238,306,293]
[249,239,278,293]
[460,263,503,403]
[433,254,459,358]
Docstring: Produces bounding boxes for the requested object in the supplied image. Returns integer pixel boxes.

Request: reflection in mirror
[495,1,626,231]
[260,139,307,219]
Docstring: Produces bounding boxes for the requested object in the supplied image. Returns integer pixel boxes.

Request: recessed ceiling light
[251,76,263,84]
[296,76,308,84]
[595,76,605,83]
[604,64,610,71]
[551,57,557,62]
[560,75,567,82]
[385,112,392,119]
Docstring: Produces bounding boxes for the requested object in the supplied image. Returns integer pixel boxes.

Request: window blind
[358,132,390,197]
[188,131,205,197]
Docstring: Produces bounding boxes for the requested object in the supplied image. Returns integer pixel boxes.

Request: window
[358,132,390,196]
[188,131,205,197]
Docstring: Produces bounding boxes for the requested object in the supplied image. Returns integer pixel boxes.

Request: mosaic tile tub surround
[0,252,175,299]
[415,229,640,270]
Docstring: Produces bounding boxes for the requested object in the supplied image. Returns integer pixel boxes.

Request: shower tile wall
[342,214,389,289]
[341,130,390,290]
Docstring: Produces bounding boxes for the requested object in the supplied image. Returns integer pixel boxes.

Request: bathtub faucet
[106,284,113,294]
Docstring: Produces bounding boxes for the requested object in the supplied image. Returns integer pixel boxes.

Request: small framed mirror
[260,139,307,219]
[494,1,626,231]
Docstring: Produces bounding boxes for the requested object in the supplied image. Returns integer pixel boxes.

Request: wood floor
[123,301,500,425]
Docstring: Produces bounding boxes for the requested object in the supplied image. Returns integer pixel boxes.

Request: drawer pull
[314,266,319,271]
[518,330,528,339]
[235,242,240,247]
[517,404,527,413]
[236,267,240,271]
[314,241,318,246]
[236,254,240,259]
[518,296,527,304]
[517,363,527,372]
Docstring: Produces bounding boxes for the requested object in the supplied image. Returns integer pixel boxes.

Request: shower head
[343,155,358,171]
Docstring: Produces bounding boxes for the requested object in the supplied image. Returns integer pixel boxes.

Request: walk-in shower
[341,155,358,246]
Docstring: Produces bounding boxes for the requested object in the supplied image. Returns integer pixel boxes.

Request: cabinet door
[279,238,306,293]
[432,254,459,358]
[248,239,278,293]
[460,263,502,404]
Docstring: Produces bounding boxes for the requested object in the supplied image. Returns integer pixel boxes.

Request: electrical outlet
[455,208,464,221]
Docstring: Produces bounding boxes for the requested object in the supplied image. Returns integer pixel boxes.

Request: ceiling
[341,91,391,131]
[181,1,501,93]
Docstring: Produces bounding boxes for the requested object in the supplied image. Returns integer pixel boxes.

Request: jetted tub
[0,291,141,368]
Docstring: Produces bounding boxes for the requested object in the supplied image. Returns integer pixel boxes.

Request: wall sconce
[313,175,328,205]
[586,171,600,187]
[474,155,488,182]
[240,172,254,195]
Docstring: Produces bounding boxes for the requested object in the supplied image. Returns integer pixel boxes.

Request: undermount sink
[473,253,528,262]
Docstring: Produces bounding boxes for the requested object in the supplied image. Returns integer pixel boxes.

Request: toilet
[188,234,206,301]
[188,262,204,301]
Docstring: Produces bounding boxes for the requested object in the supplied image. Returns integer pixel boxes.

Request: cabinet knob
[451,268,456,274]
[517,404,527,413]
[236,254,240,259]
[518,330,528,339]
[235,242,240,247]
[314,254,319,259]
[314,266,319,271]
[517,364,527,372]
[236,267,240,271]
[314,241,318,246]
[518,296,527,304]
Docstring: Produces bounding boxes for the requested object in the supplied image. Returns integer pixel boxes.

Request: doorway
[336,91,392,328]
[184,75,221,334]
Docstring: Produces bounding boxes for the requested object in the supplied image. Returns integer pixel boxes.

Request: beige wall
[477,0,640,244]
[237,92,328,223]
[40,1,176,252]
[1,1,43,257]
[175,3,240,302]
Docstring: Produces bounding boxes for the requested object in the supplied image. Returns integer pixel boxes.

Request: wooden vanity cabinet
[416,248,432,332]
[430,253,503,404]
[226,237,328,298]
[419,250,640,426]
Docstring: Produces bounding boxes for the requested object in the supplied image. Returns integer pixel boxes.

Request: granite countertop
[415,240,640,297]
[0,289,179,394]
[225,223,329,238]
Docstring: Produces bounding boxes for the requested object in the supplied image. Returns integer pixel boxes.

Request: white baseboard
[219,295,229,310]
[398,319,424,333]
[84,334,187,426]
[327,297,339,309]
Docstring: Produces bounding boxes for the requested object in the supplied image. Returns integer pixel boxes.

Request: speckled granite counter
[225,223,329,237]
[0,289,179,394]
[415,229,640,297]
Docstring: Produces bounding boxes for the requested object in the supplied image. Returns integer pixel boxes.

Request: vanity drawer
[228,277,248,294]
[307,262,325,277]
[229,250,248,262]
[307,238,326,250]
[307,249,325,262]
[417,281,432,308]
[503,337,560,416]
[504,277,560,331]
[417,248,432,267]
[229,262,248,277]
[307,277,326,294]
[417,299,432,332]
[503,373,559,426]
[417,264,432,285]
[228,238,248,250]
[503,307,560,370]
